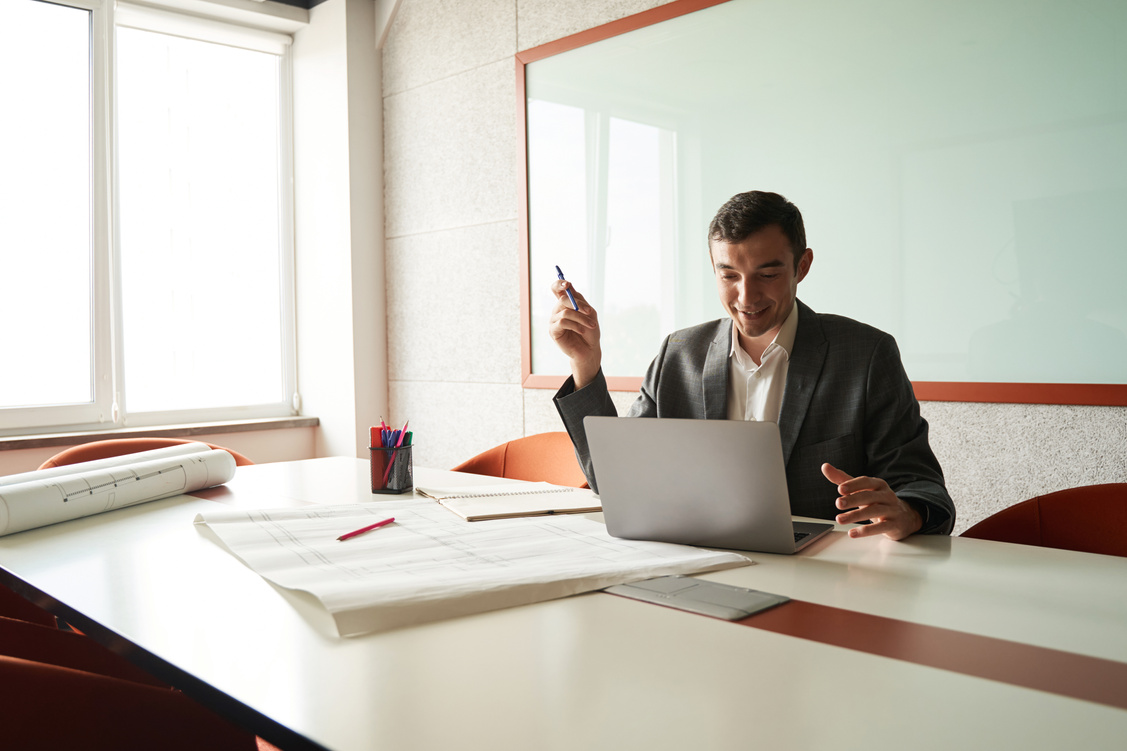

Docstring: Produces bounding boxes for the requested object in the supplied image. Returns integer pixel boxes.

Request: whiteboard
[522,0,1127,401]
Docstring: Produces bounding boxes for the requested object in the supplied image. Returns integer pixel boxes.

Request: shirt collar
[729,301,800,366]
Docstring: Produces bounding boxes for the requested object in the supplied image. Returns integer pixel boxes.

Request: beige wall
[380,0,1127,534]
[293,0,390,461]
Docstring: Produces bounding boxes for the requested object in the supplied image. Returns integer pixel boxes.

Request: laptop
[583,416,834,554]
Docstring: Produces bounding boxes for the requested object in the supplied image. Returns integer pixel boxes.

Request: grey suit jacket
[554,300,955,534]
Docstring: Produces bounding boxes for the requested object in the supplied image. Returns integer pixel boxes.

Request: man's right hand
[549,279,602,389]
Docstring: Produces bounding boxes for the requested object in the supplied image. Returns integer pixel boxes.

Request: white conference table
[1,457,1125,751]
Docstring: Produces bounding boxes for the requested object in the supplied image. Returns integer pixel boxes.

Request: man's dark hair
[708,191,807,268]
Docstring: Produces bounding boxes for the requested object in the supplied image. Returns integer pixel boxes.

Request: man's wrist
[572,358,602,390]
[903,498,928,534]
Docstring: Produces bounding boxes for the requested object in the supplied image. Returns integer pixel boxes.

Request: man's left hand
[821,463,923,540]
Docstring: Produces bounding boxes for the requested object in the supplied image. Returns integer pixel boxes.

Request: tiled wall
[380,0,1127,533]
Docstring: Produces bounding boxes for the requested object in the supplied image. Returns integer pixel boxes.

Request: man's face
[710,224,813,352]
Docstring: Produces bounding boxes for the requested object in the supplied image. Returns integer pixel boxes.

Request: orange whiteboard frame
[515,0,1127,406]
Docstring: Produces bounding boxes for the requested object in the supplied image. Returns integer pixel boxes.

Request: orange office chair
[961,483,1127,558]
[0,615,259,751]
[452,432,589,488]
[38,437,254,470]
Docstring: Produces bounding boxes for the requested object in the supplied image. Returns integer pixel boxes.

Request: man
[549,191,954,538]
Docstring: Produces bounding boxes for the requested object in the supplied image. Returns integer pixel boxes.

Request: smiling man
[549,190,955,538]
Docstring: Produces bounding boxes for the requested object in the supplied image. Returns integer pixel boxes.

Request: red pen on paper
[336,517,395,541]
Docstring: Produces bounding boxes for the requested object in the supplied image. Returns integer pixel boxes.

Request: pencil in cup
[370,444,413,493]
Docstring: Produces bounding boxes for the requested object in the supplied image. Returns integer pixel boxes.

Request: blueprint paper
[195,499,751,636]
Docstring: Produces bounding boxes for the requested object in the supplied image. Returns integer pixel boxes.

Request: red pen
[336,517,395,541]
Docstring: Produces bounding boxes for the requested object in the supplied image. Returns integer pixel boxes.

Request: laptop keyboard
[793,531,810,543]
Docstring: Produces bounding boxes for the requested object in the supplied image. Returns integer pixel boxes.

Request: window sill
[0,416,319,452]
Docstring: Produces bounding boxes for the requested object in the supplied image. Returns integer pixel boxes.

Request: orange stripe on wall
[516,0,732,64]
[913,381,1127,406]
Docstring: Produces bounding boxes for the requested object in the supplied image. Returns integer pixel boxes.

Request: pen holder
[370,445,413,494]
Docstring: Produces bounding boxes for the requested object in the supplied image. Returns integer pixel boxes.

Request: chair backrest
[451,432,588,488]
[961,483,1127,558]
[38,438,254,470]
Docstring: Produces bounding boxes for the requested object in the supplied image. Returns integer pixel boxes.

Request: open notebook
[416,483,600,521]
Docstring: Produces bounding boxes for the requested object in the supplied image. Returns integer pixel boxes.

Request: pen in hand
[337,517,395,541]
[555,265,579,311]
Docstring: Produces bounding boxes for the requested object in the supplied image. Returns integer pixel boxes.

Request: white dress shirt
[726,303,799,423]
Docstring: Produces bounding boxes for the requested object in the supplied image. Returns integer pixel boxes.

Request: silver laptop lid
[584,416,831,554]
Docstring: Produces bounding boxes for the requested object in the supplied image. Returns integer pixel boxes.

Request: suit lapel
[779,300,827,464]
[702,319,731,420]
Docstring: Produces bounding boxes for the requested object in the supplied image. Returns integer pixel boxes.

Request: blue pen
[555,266,579,311]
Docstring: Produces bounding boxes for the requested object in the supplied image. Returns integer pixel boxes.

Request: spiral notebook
[416,483,600,521]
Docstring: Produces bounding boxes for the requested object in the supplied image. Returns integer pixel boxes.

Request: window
[0,0,296,433]
[0,0,97,423]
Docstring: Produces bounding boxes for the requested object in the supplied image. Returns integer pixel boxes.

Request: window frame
[0,0,112,433]
[0,0,299,436]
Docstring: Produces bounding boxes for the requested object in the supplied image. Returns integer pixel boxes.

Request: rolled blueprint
[0,442,212,488]
[0,443,236,536]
